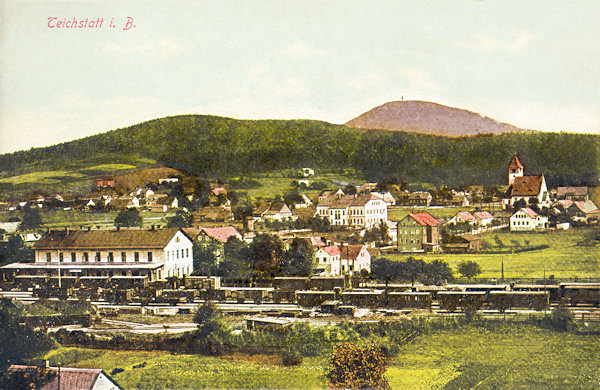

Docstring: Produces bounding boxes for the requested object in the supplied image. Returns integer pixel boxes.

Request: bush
[281,352,303,367]
[550,305,576,332]
[327,343,392,390]
[110,367,125,375]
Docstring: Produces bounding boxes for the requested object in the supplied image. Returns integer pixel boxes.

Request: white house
[474,211,494,227]
[2,227,194,281]
[316,193,387,228]
[340,244,371,275]
[447,211,477,226]
[314,245,341,276]
[510,207,548,231]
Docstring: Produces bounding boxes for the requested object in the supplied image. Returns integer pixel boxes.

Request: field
[227,169,365,200]
[40,323,600,389]
[385,228,600,279]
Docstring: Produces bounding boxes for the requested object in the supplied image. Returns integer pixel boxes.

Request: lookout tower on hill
[507,153,524,186]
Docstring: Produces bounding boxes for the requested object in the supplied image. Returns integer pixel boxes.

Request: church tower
[507,153,524,186]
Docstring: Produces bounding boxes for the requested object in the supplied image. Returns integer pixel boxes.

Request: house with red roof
[5,365,123,390]
[397,212,442,252]
[314,245,342,276]
[340,244,371,275]
[447,211,477,225]
[510,207,548,231]
[505,154,550,207]
[565,200,600,222]
[474,211,495,227]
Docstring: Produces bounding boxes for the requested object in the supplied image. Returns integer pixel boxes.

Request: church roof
[510,175,544,197]
[508,154,524,169]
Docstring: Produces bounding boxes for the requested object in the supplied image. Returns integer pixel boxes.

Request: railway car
[160,289,197,303]
[184,276,221,290]
[386,292,432,310]
[437,291,486,312]
[560,283,600,306]
[512,284,561,302]
[271,290,296,304]
[273,277,308,292]
[296,290,336,307]
[110,276,149,290]
[341,290,385,308]
[46,276,79,289]
[308,276,346,291]
[14,275,47,290]
[79,276,111,289]
[488,291,549,311]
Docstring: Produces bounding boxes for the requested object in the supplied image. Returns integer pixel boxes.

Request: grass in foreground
[40,322,600,389]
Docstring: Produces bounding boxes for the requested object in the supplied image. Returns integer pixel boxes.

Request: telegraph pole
[58,249,62,289]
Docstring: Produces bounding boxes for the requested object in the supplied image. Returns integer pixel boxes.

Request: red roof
[410,212,441,227]
[521,207,538,218]
[200,226,241,244]
[508,154,524,169]
[322,245,341,256]
[510,175,544,197]
[456,211,476,222]
[474,211,494,220]
[340,245,366,260]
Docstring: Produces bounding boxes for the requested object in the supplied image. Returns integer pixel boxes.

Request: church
[504,154,550,208]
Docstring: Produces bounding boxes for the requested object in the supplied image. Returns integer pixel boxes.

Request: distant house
[94,177,116,189]
[5,365,123,390]
[300,167,315,177]
[314,245,341,276]
[340,244,371,275]
[510,207,548,231]
[408,192,432,207]
[505,154,550,207]
[474,211,494,227]
[1,227,194,281]
[261,202,296,222]
[565,200,600,222]
[447,211,477,225]
[444,234,481,253]
[197,226,242,245]
[316,193,387,228]
[556,186,588,201]
[194,207,234,223]
[397,212,442,252]
[372,191,396,206]
[444,193,470,207]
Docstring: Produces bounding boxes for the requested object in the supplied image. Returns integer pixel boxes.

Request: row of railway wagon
[3,275,600,312]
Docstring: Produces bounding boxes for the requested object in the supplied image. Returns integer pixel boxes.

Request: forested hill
[0,115,598,187]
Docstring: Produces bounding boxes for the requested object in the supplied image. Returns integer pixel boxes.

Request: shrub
[110,367,125,375]
[550,305,576,332]
[281,352,303,367]
[327,343,391,390]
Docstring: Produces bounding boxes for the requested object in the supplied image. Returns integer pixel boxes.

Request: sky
[1,0,599,154]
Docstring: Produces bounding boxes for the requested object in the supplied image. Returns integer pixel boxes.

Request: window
[59,252,64,262]
[134,252,140,262]
[71,252,76,262]
[83,252,89,262]
[108,252,114,262]
[121,252,126,262]
[46,252,51,262]
[177,250,179,259]
[185,248,189,257]
[148,252,153,262]
[95,252,101,262]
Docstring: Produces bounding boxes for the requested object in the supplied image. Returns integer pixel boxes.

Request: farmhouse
[474,211,494,227]
[397,212,442,252]
[444,234,482,253]
[316,193,387,228]
[556,186,589,201]
[0,227,194,281]
[510,207,548,231]
[564,200,600,222]
[505,154,550,207]
[314,245,341,276]
[447,211,477,225]
[408,192,432,207]
[314,244,371,276]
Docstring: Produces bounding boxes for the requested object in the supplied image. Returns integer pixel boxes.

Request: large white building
[510,207,548,231]
[316,193,387,228]
[1,227,194,281]
[314,244,371,277]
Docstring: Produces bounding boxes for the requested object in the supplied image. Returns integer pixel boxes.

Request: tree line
[1,115,597,188]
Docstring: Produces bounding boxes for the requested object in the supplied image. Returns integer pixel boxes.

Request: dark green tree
[217,237,251,281]
[282,238,315,276]
[371,257,399,286]
[0,235,29,265]
[192,240,220,276]
[249,234,284,280]
[233,201,254,231]
[166,209,194,227]
[114,208,143,228]
[457,260,482,280]
[19,208,42,230]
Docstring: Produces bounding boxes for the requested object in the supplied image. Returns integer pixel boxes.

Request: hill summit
[345,100,524,137]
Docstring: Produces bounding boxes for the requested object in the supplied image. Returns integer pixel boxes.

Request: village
[0,154,599,389]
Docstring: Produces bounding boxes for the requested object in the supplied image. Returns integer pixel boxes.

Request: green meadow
[385,228,600,279]
[41,322,600,389]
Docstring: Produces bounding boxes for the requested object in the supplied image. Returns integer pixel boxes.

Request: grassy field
[43,348,327,389]
[385,228,600,279]
[228,169,365,200]
[390,322,600,389]
[40,322,600,389]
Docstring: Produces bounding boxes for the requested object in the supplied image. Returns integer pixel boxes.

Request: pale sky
[1,0,599,154]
